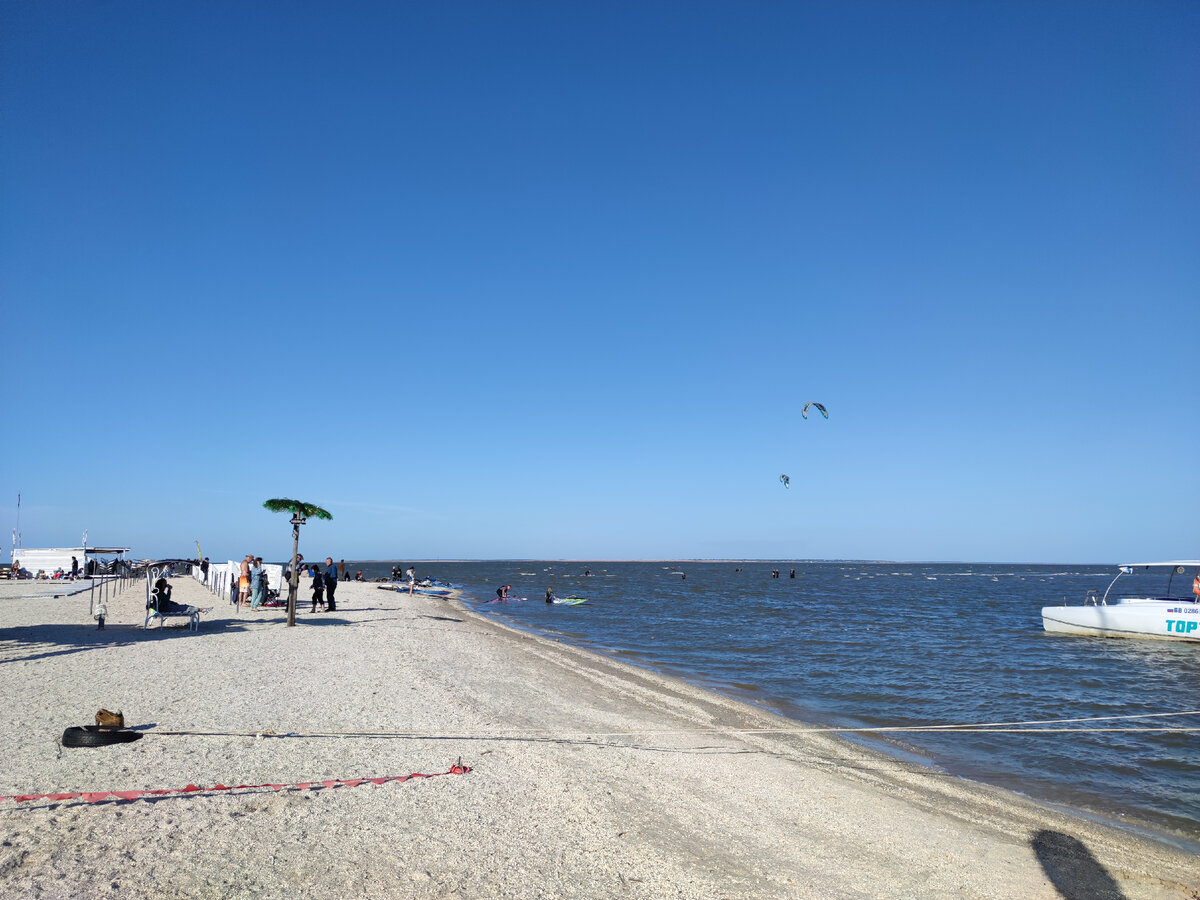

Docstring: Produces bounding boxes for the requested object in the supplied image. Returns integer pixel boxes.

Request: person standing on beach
[338,559,347,582]
[249,557,265,608]
[311,564,325,612]
[238,554,252,606]
[70,556,79,580]
[200,557,210,584]
[407,566,415,595]
[323,557,338,612]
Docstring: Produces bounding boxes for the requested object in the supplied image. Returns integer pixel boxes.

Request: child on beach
[311,565,325,612]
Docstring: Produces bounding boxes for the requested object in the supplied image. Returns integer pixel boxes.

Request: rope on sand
[143,709,1200,741]
[0,764,470,806]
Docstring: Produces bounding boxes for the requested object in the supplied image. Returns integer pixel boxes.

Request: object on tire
[62,725,142,748]
[95,709,124,728]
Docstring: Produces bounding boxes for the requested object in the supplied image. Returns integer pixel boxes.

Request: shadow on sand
[1032,830,1129,900]
[0,615,358,664]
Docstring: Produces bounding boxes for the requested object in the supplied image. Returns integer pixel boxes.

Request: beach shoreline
[0,576,1196,898]
[453,583,1200,854]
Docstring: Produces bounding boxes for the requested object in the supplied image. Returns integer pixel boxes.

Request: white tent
[11,547,129,577]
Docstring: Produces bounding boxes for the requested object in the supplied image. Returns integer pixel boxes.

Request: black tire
[62,725,143,748]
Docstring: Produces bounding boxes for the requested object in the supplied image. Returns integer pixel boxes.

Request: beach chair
[145,589,201,632]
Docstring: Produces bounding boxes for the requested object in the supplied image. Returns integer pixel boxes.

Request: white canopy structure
[11,546,131,576]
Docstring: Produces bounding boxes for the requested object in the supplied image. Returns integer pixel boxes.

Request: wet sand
[0,575,1196,898]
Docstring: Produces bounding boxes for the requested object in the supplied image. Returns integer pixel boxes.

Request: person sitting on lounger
[152,578,200,616]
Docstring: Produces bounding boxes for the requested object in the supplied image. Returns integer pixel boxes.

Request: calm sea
[348,560,1200,844]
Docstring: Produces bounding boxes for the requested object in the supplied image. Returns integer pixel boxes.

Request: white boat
[1041,561,1200,642]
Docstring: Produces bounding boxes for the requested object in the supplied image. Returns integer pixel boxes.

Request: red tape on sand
[0,765,469,805]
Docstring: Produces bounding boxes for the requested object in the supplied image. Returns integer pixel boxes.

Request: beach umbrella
[262,499,332,626]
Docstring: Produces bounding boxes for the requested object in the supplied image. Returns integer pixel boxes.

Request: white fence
[192,562,285,601]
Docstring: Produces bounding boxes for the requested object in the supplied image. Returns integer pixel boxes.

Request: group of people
[9,555,84,581]
[276,555,345,612]
[230,556,356,611]
[306,557,340,612]
[391,564,417,594]
[236,555,272,609]
[202,557,430,614]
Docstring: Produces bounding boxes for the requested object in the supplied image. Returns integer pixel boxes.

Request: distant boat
[1041,561,1200,642]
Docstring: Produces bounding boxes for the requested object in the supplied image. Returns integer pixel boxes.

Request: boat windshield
[1103,562,1200,602]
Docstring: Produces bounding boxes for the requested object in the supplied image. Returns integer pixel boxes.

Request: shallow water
[355,560,1200,841]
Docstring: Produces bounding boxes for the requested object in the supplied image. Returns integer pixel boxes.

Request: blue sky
[2,1,1197,564]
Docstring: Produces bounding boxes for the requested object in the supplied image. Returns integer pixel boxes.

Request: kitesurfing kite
[780,474,790,489]
[801,402,828,420]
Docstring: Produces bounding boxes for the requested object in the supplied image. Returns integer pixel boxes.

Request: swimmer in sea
[545,588,556,604]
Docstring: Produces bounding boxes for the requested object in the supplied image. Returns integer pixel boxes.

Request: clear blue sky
[2,1,1197,564]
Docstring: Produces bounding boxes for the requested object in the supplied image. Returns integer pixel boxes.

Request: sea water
[351,560,1200,843]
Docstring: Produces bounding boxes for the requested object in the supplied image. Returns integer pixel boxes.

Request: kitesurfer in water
[545,588,556,604]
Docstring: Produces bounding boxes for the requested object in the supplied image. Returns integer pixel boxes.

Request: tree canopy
[262,498,333,520]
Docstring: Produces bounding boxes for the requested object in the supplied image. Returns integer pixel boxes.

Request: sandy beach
[0,575,1195,899]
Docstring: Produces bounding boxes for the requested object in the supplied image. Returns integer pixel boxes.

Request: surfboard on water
[553,597,587,605]
[486,596,527,603]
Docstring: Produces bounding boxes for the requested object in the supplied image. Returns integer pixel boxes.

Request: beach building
[10,546,131,578]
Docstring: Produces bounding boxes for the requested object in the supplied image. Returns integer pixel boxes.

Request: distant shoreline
[332,558,1114,566]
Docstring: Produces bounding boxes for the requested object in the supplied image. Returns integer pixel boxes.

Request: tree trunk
[286,521,301,626]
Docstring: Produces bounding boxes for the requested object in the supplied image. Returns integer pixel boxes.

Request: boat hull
[1041,602,1200,641]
